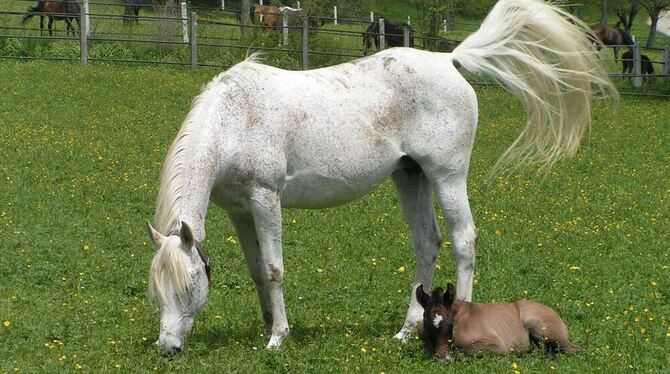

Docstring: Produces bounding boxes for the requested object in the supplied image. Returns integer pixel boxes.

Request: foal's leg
[228,212,275,336]
[391,169,443,342]
[248,187,289,349]
[433,178,477,301]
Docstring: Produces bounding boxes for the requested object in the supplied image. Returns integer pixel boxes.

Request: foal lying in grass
[416,284,581,364]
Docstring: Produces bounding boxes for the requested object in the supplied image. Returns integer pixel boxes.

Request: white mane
[148,238,193,306]
[153,54,260,234]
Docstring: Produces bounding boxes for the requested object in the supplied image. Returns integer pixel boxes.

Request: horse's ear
[444,283,456,308]
[179,221,195,249]
[145,221,164,250]
[416,284,430,309]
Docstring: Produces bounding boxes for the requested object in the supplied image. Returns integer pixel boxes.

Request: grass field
[0,60,668,372]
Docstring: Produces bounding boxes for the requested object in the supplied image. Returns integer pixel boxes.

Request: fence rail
[1,2,669,96]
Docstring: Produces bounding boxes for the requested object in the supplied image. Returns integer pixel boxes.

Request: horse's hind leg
[228,212,275,337]
[433,177,477,301]
[247,187,289,349]
[521,302,582,356]
[391,166,443,342]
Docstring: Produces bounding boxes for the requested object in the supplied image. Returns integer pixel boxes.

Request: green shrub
[2,38,27,57]
[89,42,136,60]
[33,40,80,58]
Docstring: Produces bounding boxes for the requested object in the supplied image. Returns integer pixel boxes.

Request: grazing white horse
[146,0,616,354]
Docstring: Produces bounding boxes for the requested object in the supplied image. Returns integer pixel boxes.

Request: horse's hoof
[265,334,286,349]
[393,328,412,343]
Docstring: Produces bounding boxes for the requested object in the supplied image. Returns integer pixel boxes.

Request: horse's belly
[280,163,395,209]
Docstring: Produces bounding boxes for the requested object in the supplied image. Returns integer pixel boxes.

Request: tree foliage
[638,0,670,46]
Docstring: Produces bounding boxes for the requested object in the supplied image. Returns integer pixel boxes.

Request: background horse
[253,4,279,28]
[591,25,635,61]
[123,0,141,24]
[417,284,581,364]
[22,0,80,36]
[621,50,655,82]
[146,0,616,354]
[363,19,414,55]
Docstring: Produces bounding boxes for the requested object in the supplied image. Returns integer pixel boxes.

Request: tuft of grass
[0,60,668,372]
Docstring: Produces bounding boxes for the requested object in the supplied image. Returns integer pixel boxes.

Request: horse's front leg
[434,179,477,301]
[228,212,275,336]
[249,187,289,349]
[391,169,443,342]
[48,17,54,37]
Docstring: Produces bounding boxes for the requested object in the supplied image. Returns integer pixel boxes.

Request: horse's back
[453,302,530,354]
[207,49,477,208]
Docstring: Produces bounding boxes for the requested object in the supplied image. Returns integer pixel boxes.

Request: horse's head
[416,283,457,364]
[146,221,210,354]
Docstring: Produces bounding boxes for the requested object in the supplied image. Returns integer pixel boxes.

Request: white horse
[146,0,616,354]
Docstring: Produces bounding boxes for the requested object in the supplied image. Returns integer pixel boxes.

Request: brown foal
[417,284,581,364]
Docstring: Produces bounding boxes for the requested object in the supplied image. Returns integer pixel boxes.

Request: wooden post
[632,43,642,87]
[83,0,90,37]
[403,26,410,47]
[378,18,385,50]
[181,1,189,44]
[282,9,289,46]
[663,48,669,76]
[370,11,374,22]
[301,18,308,70]
[190,13,198,70]
[221,0,225,10]
[79,5,87,65]
[333,6,337,25]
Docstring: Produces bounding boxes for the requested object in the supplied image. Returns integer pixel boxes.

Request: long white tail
[452,0,618,171]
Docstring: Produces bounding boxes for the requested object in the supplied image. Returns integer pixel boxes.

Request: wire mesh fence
[1,1,669,96]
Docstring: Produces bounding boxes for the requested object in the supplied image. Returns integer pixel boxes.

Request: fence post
[190,12,198,70]
[379,18,385,50]
[181,1,189,44]
[83,0,90,37]
[301,18,308,70]
[80,5,88,65]
[282,9,289,46]
[663,48,669,76]
[632,42,642,87]
[403,26,410,47]
[443,19,447,33]
[221,0,225,10]
[370,11,374,22]
[333,6,337,25]
[407,16,410,26]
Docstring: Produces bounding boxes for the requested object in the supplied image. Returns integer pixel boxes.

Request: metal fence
[1,1,669,94]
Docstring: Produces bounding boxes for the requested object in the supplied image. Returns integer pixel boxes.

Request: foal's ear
[416,284,430,308]
[179,221,195,248]
[145,221,164,250]
[443,283,456,307]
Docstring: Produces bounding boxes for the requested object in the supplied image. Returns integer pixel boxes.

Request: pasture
[0,60,668,372]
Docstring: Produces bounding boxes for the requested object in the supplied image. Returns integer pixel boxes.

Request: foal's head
[146,221,210,354]
[416,283,457,363]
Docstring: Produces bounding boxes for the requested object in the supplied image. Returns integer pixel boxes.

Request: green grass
[0,58,669,372]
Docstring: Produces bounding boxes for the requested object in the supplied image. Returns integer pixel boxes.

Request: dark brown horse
[123,0,141,24]
[22,0,80,37]
[363,19,414,55]
[417,284,581,364]
[591,25,635,61]
[621,50,655,83]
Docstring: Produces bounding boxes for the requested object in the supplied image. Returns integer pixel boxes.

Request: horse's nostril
[165,344,183,355]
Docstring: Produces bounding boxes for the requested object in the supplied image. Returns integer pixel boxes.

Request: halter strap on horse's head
[166,229,212,287]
